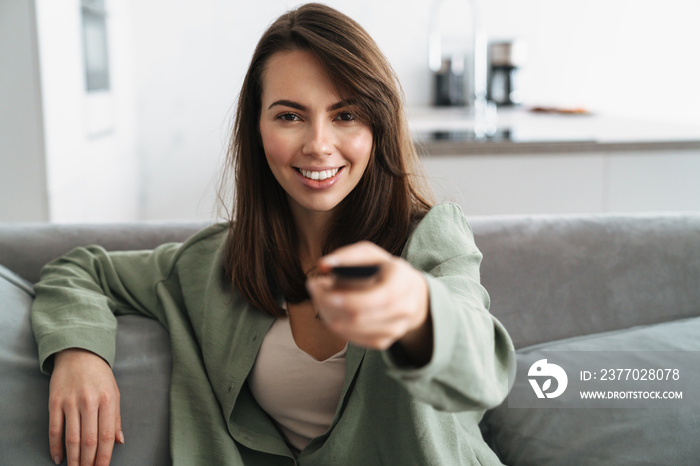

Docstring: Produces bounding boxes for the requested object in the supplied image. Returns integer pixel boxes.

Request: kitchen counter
[409,106,700,216]
[408,107,700,155]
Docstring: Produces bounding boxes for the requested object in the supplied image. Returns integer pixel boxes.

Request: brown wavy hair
[220,3,433,317]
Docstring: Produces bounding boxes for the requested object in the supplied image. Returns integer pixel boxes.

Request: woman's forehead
[260,50,347,105]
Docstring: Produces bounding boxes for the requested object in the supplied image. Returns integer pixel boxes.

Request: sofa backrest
[1,213,698,349]
[0,222,208,283]
[470,213,700,348]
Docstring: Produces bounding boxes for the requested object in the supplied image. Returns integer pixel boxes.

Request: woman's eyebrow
[268,100,307,111]
[267,99,356,112]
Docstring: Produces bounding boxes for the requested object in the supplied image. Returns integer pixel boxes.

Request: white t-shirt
[248,315,347,453]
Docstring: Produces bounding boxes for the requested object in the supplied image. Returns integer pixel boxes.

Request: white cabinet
[421,148,700,216]
[607,151,700,213]
[415,107,700,215]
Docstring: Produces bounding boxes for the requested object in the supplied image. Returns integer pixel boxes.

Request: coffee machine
[434,55,467,106]
[488,40,526,106]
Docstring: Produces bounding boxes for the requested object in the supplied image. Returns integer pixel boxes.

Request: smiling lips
[294,166,343,189]
[298,167,340,181]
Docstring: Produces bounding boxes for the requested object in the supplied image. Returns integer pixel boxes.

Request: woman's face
[259,50,373,221]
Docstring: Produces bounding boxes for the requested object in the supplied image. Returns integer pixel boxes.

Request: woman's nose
[302,121,333,157]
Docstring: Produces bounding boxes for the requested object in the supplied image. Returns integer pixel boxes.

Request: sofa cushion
[0,264,46,463]
[481,316,700,465]
[0,264,171,464]
[471,214,700,348]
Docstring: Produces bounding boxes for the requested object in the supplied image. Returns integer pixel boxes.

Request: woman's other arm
[32,242,181,466]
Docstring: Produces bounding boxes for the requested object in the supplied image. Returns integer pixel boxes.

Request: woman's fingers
[65,405,81,465]
[49,349,122,466]
[319,287,413,349]
[95,393,117,466]
[116,407,124,445]
[317,241,390,272]
[80,400,99,466]
[308,245,430,351]
[48,403,64,465]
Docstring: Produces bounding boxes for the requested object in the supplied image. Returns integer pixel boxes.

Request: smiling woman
[224,3,436,315]
[31,3,514,465]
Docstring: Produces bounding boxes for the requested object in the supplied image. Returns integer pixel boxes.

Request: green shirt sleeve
[383,203,514,412]
[31,240,183,375]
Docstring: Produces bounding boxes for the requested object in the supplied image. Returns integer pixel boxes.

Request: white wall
[0,0,139,223]
[482,0,700,125]
[0,0,49,222]
[35,0,139,222]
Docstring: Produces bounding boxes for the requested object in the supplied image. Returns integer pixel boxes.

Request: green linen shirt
[31,203,513,465]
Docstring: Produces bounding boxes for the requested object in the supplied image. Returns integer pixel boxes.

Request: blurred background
[2,0,700,223]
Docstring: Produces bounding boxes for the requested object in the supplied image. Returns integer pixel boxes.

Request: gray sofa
[1,214,699,465]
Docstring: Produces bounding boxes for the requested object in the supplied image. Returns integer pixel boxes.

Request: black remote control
[331,265,380,289]
[332,265,380,279]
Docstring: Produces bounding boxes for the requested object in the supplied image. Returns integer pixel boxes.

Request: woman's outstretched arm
[307,204,514,412]
[306,241,434,366]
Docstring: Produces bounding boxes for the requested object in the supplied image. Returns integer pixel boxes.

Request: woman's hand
[306,241,433,365]
[49,348,124,466]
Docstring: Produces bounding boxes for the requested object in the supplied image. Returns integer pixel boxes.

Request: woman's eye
[336,112,355,122]
[278,113,301,122]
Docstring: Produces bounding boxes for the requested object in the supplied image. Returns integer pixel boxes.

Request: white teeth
[300,168,339,181]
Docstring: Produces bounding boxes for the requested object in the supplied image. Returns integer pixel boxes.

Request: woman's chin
[288,196,344,217]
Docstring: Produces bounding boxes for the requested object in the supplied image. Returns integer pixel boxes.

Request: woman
[32,3,513,465]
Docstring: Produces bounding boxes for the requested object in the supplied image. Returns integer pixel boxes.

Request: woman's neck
[290,205,334,273]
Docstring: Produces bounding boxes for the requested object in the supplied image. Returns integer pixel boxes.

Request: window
[81,0,110,92]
